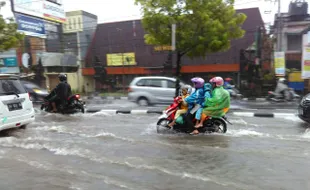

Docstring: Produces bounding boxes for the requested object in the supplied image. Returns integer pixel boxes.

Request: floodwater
[0,108,309,190]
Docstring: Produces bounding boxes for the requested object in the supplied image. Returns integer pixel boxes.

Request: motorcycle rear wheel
[204,118,227,133]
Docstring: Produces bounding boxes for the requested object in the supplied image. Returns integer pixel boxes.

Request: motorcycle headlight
[33,88,42,93]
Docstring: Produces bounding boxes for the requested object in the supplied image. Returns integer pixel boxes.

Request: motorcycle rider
[46,73,72,112]
[191,76,230,135]
[274,78,290,100]
[224,78,233,89]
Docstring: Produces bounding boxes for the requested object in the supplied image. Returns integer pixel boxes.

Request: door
[162,79,176,103]
[143,79,168,104]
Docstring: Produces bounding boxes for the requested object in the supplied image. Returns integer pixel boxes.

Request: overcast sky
[0,0,292,24]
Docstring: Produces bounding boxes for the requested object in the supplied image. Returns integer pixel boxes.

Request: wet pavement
[0,102,309,190]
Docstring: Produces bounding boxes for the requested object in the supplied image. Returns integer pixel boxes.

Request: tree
[0,2,24,51]
[135,0,247,96]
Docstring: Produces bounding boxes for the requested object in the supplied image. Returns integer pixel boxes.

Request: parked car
[0,74,35,131]
[298,93,310,123]
[20,80,49,103]
[128,76,186,106]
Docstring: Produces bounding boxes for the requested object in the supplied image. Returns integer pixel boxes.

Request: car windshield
[0,79,27,96]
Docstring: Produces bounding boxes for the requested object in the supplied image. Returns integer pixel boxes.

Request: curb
[85,96,128,100]
[85,108,281,115]
[86,109,163,114]
[241,98,266,101]
[233,112,297,118]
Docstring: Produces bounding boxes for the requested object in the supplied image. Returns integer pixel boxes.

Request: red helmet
[210,77,224,87]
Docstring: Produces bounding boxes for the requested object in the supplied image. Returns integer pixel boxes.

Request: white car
[0,74,35,131]
[128,76,189,106]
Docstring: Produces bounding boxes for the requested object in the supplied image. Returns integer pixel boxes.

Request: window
[167,80,175,88]
[287,35,302,51]
[135,79,163,87]
[78,17,82,29]
[86,34,90,44]
[69,18,72,29]
[136,79,146,86]
[0,79,26,96]
[146,79,163,87]
[73,18,77,29]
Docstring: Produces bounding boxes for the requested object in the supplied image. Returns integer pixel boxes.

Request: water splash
[226,129,269,137]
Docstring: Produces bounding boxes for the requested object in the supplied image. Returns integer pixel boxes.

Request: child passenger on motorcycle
[168,86,190,127]
[194,83,212,128]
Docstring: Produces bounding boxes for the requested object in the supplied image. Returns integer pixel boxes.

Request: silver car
[128,76,186,106]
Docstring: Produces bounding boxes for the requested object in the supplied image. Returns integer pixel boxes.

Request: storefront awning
[285,26,309,35]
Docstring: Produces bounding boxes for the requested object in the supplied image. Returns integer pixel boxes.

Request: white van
[0,74,35,131]
[128,76,188,106]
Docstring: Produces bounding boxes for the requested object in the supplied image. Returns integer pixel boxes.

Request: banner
[43,0,66,23]
[16,14,46,38]
[106,53,136,66]
[0,57,18,67]
[302,31,310,79]
[274,51,285,76]
[12,0,65,23]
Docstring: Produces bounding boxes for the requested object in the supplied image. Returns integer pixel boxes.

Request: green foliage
[0,1,24,51]
[135,0,247,57]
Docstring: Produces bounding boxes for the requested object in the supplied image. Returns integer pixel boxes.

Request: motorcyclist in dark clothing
[47,73,72,112]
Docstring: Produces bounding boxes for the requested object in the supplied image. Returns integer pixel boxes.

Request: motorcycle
[226,85,243,99]
[156,98,231,134]
[41,94,85,114]
[267,88,300,102]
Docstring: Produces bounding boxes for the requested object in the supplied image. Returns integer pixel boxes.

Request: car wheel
[137,97,149,106]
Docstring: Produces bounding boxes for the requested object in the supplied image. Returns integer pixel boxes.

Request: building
[62,10,98,93]
[9,0,76,89]
[272,0,310,91]
[82,7,264,91]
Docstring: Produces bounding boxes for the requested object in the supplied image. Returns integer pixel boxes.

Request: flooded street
[0,107,309,190]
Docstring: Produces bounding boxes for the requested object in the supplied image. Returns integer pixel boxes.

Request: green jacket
[203,86,230,116]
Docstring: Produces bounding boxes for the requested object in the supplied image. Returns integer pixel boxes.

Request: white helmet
[278,78,286,83]
[181,85,192,94]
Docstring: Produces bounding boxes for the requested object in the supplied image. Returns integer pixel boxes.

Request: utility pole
[59,23,65,72]
[171,24,180,97]
[255,26,263,78]
[277,0,282,51]
[117,28,125,93]
[76,31,81,92]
